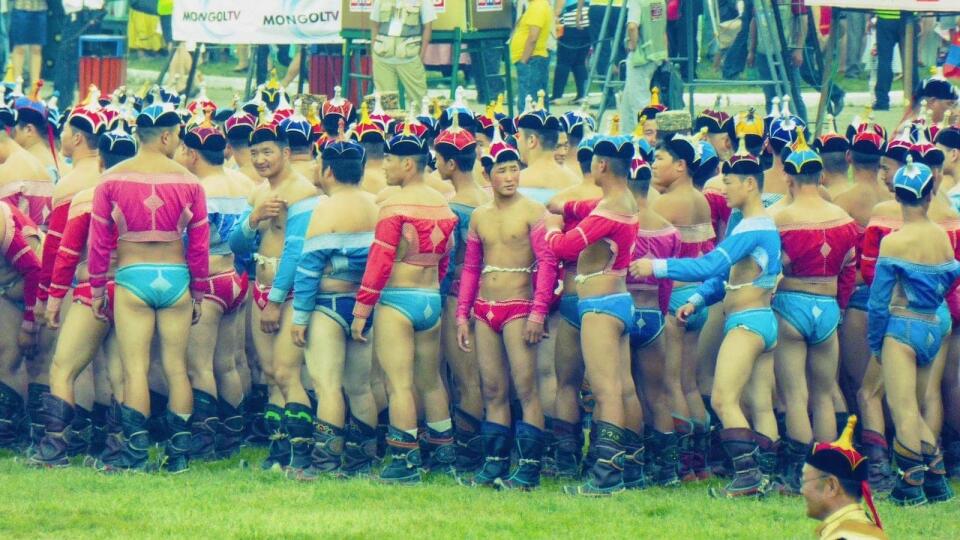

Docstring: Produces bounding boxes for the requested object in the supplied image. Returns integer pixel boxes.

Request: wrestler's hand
[457,322,472,352]
[351,317,368,342]
[251,195,284,227]
[291,324,307,348]
[192,301,202,325]
[17,326,37,358]
[629,259,654,279]
[260,301,281,333]
[676,303,697,325]
[523,319,548,345]
[34,301,46,326]
[44,305,61,330]
[91,296,109,323]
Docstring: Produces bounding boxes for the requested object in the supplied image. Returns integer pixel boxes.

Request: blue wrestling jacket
[267,195,325,303]
[292,231,373,326]
[652,215,782,309]
[440,202,477,295]
[206,196,248,257]
[518,187,558,206]
[725,192,783,237]
[866,256,960,355]
[229,204,261,275]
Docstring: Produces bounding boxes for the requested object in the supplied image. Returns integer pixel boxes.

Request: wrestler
[912,71,958,126]
[801,417,887,540]
[761,102,804,201]
[28,130,137,467]
[350,121,458,484]
[634,143,783,498]
[455,138,556,490]
[941,127,960,199]
[632,89,668,147]
[868,158,960,506]
[26,104,108,466]
[812,129,852,199]
[939,126,960,476]
[229,112,320,472]
[694,107,737,161]
[287,140,379,479]
[545,134,641,496]
[12,81,61,186]
[649,133,715,484]
[0,201,41,450]
[224,107,263,184]
[558,109,594,180]
[350,103,388,195]
[625,155,682,487]
[175,116,255,461]
[772,132,859,493]
[374,115,456,201]
[433,120,489,475]
[516,95,578,205]
[88,103,209,473]
[279,108,319,182]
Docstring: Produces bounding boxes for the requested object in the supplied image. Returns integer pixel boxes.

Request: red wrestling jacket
[629,224,682,315]
[703,188,732,241]
[354,202,458,319]
[778,217,860,308]
[546,203,640,279]
[0,201,41,330]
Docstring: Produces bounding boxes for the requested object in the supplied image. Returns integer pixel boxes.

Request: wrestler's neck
[397,171,426,188]
[738,192,765,217]
[326,182,362,197]
[790,182,822,202]
[69,148,99,168]
[233,151,250,167]
[902,202,931,224]
[448,170,480,194]
[524,150,559,170]
[851,167,879,186]
[289,151,312,162]
[765,161,787,194]
[193,159,225,180]
[820,172,845,188]
[596,173,629,197]
[662,174,694,194]
[0,136,23,161]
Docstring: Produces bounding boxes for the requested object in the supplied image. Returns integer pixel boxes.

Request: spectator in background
[511,0,553,112]
[841,9,866,78]
[370,0,435,111]
[127,3,165,57]
[588,0,625,78]
[874,10,918,111]
[552,0,591,105]
[621,0,668,135]
[56,1,104,108]
[0,1,10,77]
[667,0,701,80]
[10,0,48,86]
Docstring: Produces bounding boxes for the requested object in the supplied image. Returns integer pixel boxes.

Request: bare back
[520,159,577,190]
[835,180,891,227]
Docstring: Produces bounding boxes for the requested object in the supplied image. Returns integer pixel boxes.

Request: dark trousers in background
[875,16,918,109]
[469,40,506,105]
[54,10,104,108]
[588,5,625,78]
[841,10,866,75]
[553,27,591,100]
[516,55,550,113]
[667,0,701,80]
[722,0,753,80]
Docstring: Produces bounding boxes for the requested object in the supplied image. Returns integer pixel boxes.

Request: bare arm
[521,26,542,64]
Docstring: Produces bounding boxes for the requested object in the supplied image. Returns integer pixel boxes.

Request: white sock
[177,413,190,422]
[404,428,418,439]
[427,418,452,433]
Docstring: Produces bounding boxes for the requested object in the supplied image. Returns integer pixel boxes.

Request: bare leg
[186,302,224,398]
[343,333,377,428]
[710,329,765,430]
[681,327,707,423]
[636,333,673,432]
[374,305,416,431]
[441,297,483,419]
[502,320,544,428]
[808,334,840,442]
[743,352,777,440]
[113,288,158,415]
[213,308,243,407]
[155,293,196,416]
[475,322,510,426]
[882,338,934,451]
[250,302,282,408]
[412,321,448,424]
[663,318,691,419]
[696,305,724,397]
[840,309,871,410]
[921,331,949,438]
[774,319,812,442]
[943,334,960,433]
[272,302,308,406]
[48,304,110,404]
[536,311,559,421]
[857,356,886,435]
[306,312,348,426]
[580,313,626,426]
[553,319,584,424]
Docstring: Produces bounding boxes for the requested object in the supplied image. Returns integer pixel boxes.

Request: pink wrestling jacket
[630,224,682,315]
[546,202,639,280]
[0,201,41,330]
[87,172,209,301]
[778,217,860,309]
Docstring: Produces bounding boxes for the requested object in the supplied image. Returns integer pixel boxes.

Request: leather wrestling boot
[26,393,73,468]
[161,411,191,474]
[188,390,219,461]
[379,426,422,484]
[860,430,895,494]
[295,420,344,481]
[452,407,483,475]
[540,417,558,478]
[621,429,646,490]
[776,437,811,495]
[563,422,627,496]
[649,430,680,486]
[65,405,92,457]
[470,422,512,487]
[921,442,953,503]
[98,404,151,472]
[341,416,377,477]
[553,418,583,480]
[215,399,244,459]
[260,404,290,471]
[709,428,769,498]
[423,426,457,475]
[25,383,49,455]
[0,381,25,450]
[890,442,927,506]
[495,422,544,491]
[282,403,315,475]
[88,402,109,459]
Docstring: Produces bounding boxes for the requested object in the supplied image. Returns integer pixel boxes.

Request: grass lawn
[1,448,956,539]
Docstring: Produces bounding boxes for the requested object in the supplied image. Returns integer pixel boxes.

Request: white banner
[804,0,958,12]
[172,0,344,45]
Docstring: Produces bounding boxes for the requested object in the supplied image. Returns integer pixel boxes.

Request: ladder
[756,0,804,115]
[582,2,629,128]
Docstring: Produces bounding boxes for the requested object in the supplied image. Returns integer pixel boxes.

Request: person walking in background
[620,0,668,135]
[127,3,165,57]
[370,0,436,110]
[511,0,554,112]
[552,0,591,105]
[841,9,867,79]
[10,0,47,86]
[873,10,918,111]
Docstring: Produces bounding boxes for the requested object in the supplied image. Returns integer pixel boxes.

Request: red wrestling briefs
[253,280,292,310]
[473,298,534,334]
[72,280,117,321]
[703,189,731,241]
[199,270,250,313]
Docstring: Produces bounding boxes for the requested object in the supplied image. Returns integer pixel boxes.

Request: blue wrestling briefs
[847,283,870,312]
[115,264,190,309]
[669,284,708,332]
[772,291,841,345]
[293,292,373,336]
[724,307,778,351]
[884,314,943,368]
[380,287,443,332]
[936,302,952,339]
[578,292,635,335]
[630,308,665,349]
[558,294,581,330]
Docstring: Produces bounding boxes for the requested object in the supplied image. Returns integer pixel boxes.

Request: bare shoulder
[71,186,96,206]
[248,181,271,205]
[226,168,257,195]
[523,197,547,222]
[376,186,400,205]
[871,200,901,219]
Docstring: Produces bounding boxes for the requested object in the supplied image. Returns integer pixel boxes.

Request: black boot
[453,408,483,474]
[649,430,680,486]
[26,393,73,467]
[860,429,895,494]
[147,390,169,444]
[471,422,512,486]
[675,416,695,482]
[891,442,927,506]
[709,428,768,498]
[241,385,269,447]
[379,426,422,484]
[423,425,456,475]
[691,420,711,480]
[66,406,92,457]
[922,442,953,503]
[375,408,389,462]
[0,381,25,450]
[188,390,219,461]
[553,418,582,479]
[777,437,811,495]
[216,399,244,459]
[541,417,558,478]
[90,399,125,469]
[100,404,151,472]
[754,432,778,481]
[283,403,315,473]
[621,429,646,490]
[261,404,290,471]
[295,420,344,481]
[162,411,191,474]
[496,422,544,491]
[89,403,109,459]
[944,426,960,479]
[563,422,626,496]
[26,383,48,454]
[342,416,377,477]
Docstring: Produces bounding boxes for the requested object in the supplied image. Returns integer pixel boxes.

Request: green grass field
[1,448,956,539]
